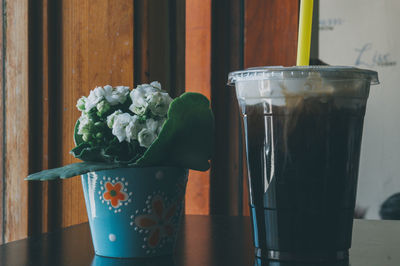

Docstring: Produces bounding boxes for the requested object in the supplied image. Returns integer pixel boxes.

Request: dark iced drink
[228,66,378,262]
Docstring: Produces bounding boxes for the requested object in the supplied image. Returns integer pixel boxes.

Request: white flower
[125,115,143,142]
[84,85,131,111]
[137,83,160,95]
[138,128,157,148]
[78,113,93,135]
[129,81,168,116]
[112,113,132,142]
[104,85,130,106]
[150,81,161,90]
[107,110,123,128]
[85,86,106,111]
[146,118,158,133]
[115,86,130,97]
[129,89,148,116]
[76,96,87,111]
[96,100,111,116]
[103,85,113,93]
[147,92,172,117]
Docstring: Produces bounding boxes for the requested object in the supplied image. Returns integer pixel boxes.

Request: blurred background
[318,0,400,220]
[0,0,398,244]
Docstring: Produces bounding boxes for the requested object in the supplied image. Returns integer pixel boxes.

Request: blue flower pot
[81,167,188,258]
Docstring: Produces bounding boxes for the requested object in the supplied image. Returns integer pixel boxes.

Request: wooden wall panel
[4,0,29,242]
[141,0,185,98]
[185,0,211,215]
[210,0,243,216]
[134,0,149,84]
[0,0,3,244]
[60,0,134,228]
[174,0,186,96]
[147,0,171,91]
[32,0,61,234]
[40,0,52,234]
[28,0,45,237]
[244,0,299,67]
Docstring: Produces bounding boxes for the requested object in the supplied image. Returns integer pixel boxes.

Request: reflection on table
[91,255,176,266]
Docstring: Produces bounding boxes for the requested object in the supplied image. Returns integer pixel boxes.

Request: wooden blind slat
[174,0,186,96]
[40,0,50,234]
[210,0,243,216]
[148,0,171,92]
[28,0,44,237]
[134,0,149,85]
[244,0,299,67]
[0,0,4,244]
[38,0,62,234]
[4,0,29,242]
[185,0,211,215]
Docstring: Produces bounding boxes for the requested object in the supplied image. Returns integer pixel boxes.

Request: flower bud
[96,100,111,116]
[82,133,92,142]
[76,96,87,111]
[78,114,94,135]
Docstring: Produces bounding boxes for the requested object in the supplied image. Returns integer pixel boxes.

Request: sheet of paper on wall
[319,0,400,219]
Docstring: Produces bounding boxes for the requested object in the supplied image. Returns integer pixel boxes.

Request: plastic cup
[228,66,379,262]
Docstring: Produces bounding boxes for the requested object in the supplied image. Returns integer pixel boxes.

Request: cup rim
[227,65,379,86]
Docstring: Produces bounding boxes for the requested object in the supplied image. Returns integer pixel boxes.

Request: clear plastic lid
[227,66,379,85]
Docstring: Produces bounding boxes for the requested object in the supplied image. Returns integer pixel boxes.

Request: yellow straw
[296,0,314,66]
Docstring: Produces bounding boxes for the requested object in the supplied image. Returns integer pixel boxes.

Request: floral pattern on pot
[103,182,127,207]
[99,176,132,213]
[132,193,182,254]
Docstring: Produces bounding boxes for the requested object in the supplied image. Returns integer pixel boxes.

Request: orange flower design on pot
[103,182,128,208]
[135,196,178,248]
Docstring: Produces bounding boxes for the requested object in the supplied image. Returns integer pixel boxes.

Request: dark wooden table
[0,215,399,266]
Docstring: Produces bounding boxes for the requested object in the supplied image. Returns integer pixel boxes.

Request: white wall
[319,0,400,219]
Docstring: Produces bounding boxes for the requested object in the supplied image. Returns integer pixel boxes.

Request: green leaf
[70,144,106,162]
[103,140,145,164]
[25,162,122,181]
[135,92,214,171]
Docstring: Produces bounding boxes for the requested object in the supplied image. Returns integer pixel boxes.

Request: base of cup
[255,248,349,262]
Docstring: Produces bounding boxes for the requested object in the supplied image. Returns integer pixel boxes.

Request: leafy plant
[26,91,214,181]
